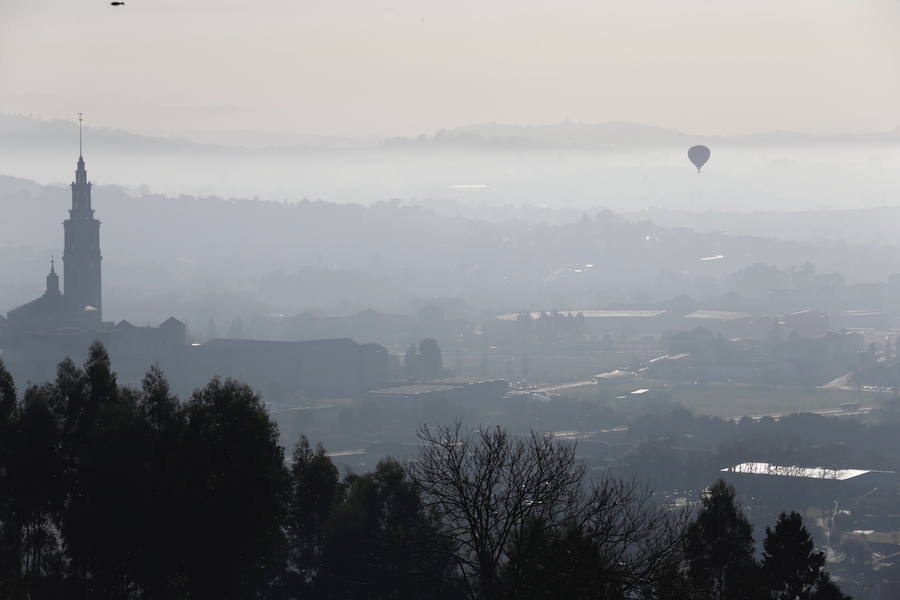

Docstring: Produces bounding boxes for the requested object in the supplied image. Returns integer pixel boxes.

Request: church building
[0,123,387,397]
[0,124,187,383]
[6,149,104,336]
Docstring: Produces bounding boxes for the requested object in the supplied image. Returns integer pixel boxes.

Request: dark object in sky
[111,1,125,5]
[688,145,711,173]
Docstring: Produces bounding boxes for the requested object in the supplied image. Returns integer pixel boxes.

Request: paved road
[527,380,599,394]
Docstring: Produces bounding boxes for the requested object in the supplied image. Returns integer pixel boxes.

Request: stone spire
[64,115,102,320]
[46,257,60,296]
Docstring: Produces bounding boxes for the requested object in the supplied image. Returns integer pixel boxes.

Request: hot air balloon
[688,145,711,173]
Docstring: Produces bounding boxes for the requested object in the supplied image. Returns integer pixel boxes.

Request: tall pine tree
[684,480,761,600]
[762,512,848,600]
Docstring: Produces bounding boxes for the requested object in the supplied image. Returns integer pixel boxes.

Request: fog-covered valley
[5,114,900,219]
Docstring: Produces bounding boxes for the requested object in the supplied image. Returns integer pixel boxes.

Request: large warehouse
[720,462,897,505]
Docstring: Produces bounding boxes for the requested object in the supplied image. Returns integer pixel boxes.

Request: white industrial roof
[722,462,870,481]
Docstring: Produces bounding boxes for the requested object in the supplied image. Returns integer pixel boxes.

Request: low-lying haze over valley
[4,113,900,219]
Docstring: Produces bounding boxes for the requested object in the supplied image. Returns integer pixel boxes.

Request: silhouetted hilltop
[6,114,899,156]
[0,174,43,197]
[384,121,691,150]
[0,113,225,154]
[384,120,900,150]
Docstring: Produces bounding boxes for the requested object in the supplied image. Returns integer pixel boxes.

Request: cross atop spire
[78,112,84,157]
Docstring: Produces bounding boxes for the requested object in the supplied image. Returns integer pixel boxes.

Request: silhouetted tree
[11,386,66,596]
[810,571,852,600]
[762,512,826,600]
[0,357,18,595]
[502,519,628,599]
[409,422,684,599]
[285,436,341,597]
[60,343,145,599]
[181,377,289,599]
[0,357,14,424]
[315,458,458,599]
[132,365,187,599]
[51,356,86,443]
[684,480,761,600]
[0,344,859,600]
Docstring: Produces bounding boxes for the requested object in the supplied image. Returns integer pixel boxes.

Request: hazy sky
[2,0,899,137]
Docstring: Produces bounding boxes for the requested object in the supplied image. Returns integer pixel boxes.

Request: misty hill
[625,206,900,247]
[5,114,900,218]
[0,113,226,154]
[0,174,43,197]
[7,113,899,157]
[384,121,900,150]
[0,113,376,154]
[383,121,691,150]
[5,176,900,330]
[175,129,377,150]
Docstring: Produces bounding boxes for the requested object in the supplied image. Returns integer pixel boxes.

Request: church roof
[159,317,185,329]
[8,294,64,318]
[6,292,71,332]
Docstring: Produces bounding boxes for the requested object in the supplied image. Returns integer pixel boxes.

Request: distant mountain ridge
[4,113,899,156]
[385,121,900,149]
[0,174,43,197]
[389,121,692,149]
[0,113,224,153]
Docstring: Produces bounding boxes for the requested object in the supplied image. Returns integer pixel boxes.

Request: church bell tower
[63,114,102,320]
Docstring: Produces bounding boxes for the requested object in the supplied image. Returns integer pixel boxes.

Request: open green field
[452,347,886,421]
[552,379,882,420]
[664,382,874,419]
[453,349,648,385]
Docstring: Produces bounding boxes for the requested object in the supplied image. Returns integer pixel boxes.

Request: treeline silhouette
[0,343,849,599]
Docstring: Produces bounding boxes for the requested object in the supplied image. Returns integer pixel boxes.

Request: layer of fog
[5,145,899,217]
[3,116,900,222]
